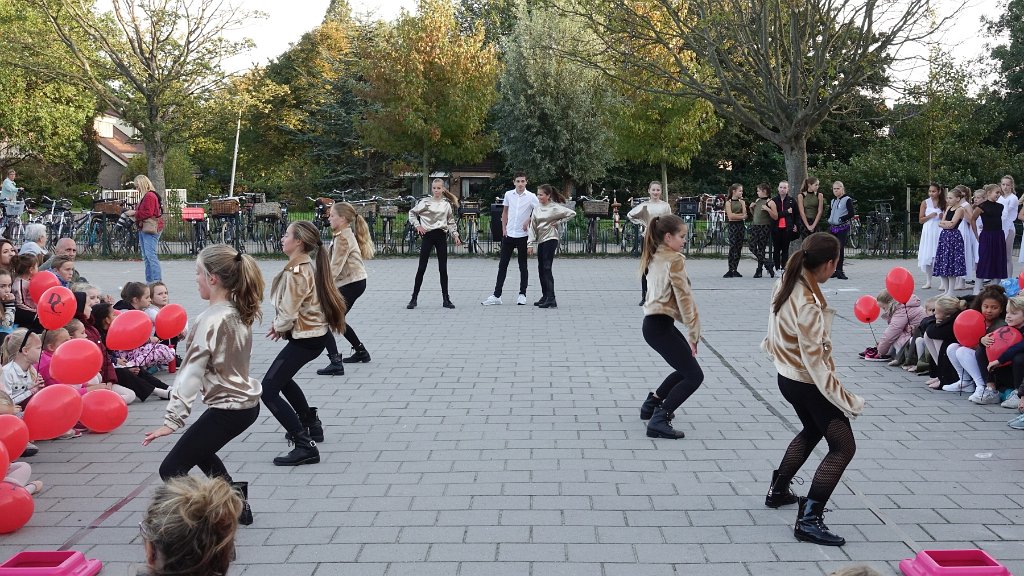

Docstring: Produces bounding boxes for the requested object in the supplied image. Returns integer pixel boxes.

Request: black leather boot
[646,407,685,439]
[794,497,845,546]
[231,481,253,526]
[343,344,371,364]
[539,298,557,308]
[316,353,345,376]
[534,297,545,306]
[273,430,320,466]
[639,392,661,420]
[764,469,798,508]
[443,296,455,309]
[406,296,417,309]
[300,407,324,442]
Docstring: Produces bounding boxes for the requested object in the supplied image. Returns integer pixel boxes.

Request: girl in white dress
[957,185,979,292]
[917,184,944,289]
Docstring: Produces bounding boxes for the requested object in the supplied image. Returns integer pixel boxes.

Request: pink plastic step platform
[900,549,1011,576]
[0,551,101,576]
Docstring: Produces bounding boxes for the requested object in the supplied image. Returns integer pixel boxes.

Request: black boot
[639,392,661,420]
[794,497,845,546]
[231,481,253,526]
[316,353,345,376]
[407,296,417,309]
[300,407,324,443]
[343,344,371,363]
[638,292,646,306]
[646,407,685,439]
[273,430,320,466]
[768,266,776,278]
[539,298,557,308]
[753,266,763,278]
[764,469,799,508]
[534,297,546,306]
[443,296,455,309]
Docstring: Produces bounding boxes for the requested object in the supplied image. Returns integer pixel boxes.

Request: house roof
[97,123,144,166]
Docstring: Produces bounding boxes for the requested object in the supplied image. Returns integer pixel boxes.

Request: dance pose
[637,215,703,440]
[750,183,775,278]
[627,180,673,304]
[826,181,853,280]
[797,177,824,239]
[142,245,265,525]
[724,183,747,278]
[483,173,538,306]
[763,232,864,547]
[264,221,347,465]
[318,201,375,375]
[770,180,797,272]
[917,184,945,289]
[407,179,461,309]
[527,184,576,308]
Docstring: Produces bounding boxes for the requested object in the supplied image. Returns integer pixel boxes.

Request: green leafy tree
[985,0,1024,150]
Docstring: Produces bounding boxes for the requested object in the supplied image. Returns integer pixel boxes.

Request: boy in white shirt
[482,173,539,306]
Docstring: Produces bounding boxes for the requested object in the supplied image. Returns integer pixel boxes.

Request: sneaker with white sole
[968,386,985,403]
[976,389,1001,405]
[942,380,971,392]
[1008,413,1024,429]
[516,294,527,305]
[481,295,502,306]
[1002,391,1021,409]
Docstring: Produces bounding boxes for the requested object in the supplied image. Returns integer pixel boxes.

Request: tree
[985,0,1024,150]
[358,0,501,194]
[493,5,618,194]
[558,0,953,190]
[22,0,259,195]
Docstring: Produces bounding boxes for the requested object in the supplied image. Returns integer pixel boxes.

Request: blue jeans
[139,231,162,282]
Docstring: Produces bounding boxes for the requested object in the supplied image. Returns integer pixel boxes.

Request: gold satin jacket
[627,200,672,226]
[270,253,328,340]
[527,202,576,248]
[642,245,701,344]
[164,302,261,431]
[330,227,367,287]
[408,197,459,237]
[761,270,865,419]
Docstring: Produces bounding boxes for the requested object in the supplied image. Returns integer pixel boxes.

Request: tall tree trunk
[661,160,668,196]
[781,134,808,195]
[421,148,429,197]
[145,130,167,196]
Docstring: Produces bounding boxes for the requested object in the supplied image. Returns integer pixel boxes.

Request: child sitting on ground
[945,285,1008,394]
[0,389,42,494]
[145,281,185,367]
[0,267,15,338]
[2,328,43,454]
[862,289,924,364]
[111,283,174,371]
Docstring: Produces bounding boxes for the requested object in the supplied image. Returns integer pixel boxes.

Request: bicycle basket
[380,205,399,218]
[211,198,241,216]
[1,201,24,217]
[94,201,122,216]
[460,201,480,216]
[181,207,206,222]
[253,202,281,219]
[352,202,377,218]
[582,200,609,217]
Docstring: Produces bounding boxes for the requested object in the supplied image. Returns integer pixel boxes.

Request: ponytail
[538,183,566,203]
[197,245,265,326]
[352,214,375,260]
[433,178,459,208]
[771,232,841,315]
[290,221,348,334]
[639,215,686,276]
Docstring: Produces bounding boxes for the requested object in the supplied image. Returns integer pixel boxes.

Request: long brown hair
[771,232,840,314]
[197,245,264,326]
[799,177,819,196]
[289,221,347,333]
[537,183,566,203]
[331,202,375,260]
[432,178,459,208]
[639,214,686,276]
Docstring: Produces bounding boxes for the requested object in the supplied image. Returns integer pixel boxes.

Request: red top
[135,190,164,231]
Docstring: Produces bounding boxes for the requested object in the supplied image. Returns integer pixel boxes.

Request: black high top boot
[646,407,685,439]
[794,497,845,546]
[443,295,455,309]
[406,296,418,309]
[316,353,345,376]
[639,392,661,420]
[300,407,324,442]
[231,481,253,526]
[764,469,799,508]
[273,430,320,466]
[343,344,371,363]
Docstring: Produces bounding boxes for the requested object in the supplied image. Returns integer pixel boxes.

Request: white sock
[153,388,169,399]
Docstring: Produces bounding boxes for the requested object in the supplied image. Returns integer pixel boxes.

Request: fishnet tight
[776,418,856,503]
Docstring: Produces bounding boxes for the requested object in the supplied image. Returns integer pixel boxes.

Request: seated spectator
[2,328,42,455]
[17,224,47,263]
[924,296,966,389]
[39,238,87,284]
[138,476,241,576]
[902,297,938,372]
[46,256,75,289]
[0,267,14,337]
[12,255,40,332]
[112,283,173,370]
[862,290,924,364]
[58,319,136,404]
[91,303,169,399]
[0,239,15,268]
[0,390,41,494]
[946,285,1008,393]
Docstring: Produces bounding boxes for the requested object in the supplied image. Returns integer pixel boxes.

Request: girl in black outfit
[407,179,462,309]
[724,183,747,278]
[770,181,797,271]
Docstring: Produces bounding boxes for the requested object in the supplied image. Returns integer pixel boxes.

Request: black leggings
[494,236,529,297]
[771,227,793,270]
[262,334,329,434]
[727,221,745,272]
[775,374,856,503]
[159,405,260,480]
[325,279,365,356]
[749,225,771,271]
[412,229,449,298]
[115,367,167,402]
[832,227,849,274]
[537,239,558,299]
[642,314,703,413]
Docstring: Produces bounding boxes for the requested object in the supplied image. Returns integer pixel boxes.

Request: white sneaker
[942,380,971,392]
[516,294,527,305]
[975,389,1001,405]
[1002,391,1021,409]
[481,295,502,306]
[968,387,985,403]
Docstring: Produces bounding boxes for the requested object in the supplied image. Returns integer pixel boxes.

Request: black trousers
[832,227,849,274]
[115,367,167,402]
[537,239,558,300]
[262,334,329,434]
[159,405,260,480]
[325,279,366,356]
[749,225,771,272]
[494,235,529,297]
[642,314,704,413]
[727,221,745,272]
[771,227,793,270]
[412,229,449,298]
[976,346,1019,391]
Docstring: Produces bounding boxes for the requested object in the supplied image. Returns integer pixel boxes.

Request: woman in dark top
[724,183,747,278]
[975,184,1008,282]
[770,181,797,272]
[797,177,824,239]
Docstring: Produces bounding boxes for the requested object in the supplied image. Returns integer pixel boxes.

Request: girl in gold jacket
[527,184,576,308]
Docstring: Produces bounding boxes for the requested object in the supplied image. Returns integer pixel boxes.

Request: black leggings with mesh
[325,279,365,356]
[774,374,856,503]
[412,229,449,298]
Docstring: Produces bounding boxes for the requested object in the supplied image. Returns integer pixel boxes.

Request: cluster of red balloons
[853,266,915,324]
[106,304,186,351]
[26,271,76,331]
[0,415,32,533]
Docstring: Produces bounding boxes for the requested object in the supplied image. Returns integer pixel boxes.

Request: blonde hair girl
[627,180,673,304]
[931,187,968,295]
[133,174,164,282]
[317,202,376,375]
[142,244,264,525]
[406,178,461,309]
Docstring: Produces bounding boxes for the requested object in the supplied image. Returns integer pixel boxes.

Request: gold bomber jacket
[270,253,328,340]
[761,271,864,419]
[527,202,576,248]
[627,200,672,226]
[164,302,261,431]
[330,227,367,287]
[408,197,459,237]
[642,245,701,344]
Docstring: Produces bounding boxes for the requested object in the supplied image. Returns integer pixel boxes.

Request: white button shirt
[503,189,539,238]
[999,194,1019,234]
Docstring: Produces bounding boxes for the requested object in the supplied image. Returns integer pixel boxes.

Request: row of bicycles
[1,192,139,257]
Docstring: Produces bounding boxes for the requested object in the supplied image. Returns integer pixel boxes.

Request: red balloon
[51,339,103,386]
[885,266,915,305]
[106,309,153,351]
[79,389,128,433]
[0,481,34,533]
[987,326,1024,365]
[0,415,29,462]
[23,385,83,441]
[0,444,8,480]
[953,309,987,348]
[37,286,76,330]
[854,295,881,323]
[155,304,187,340]
[1018,271,1024,290]
[28,272,60,304]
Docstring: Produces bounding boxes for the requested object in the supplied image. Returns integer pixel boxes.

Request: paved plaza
[2,255,1023,576]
